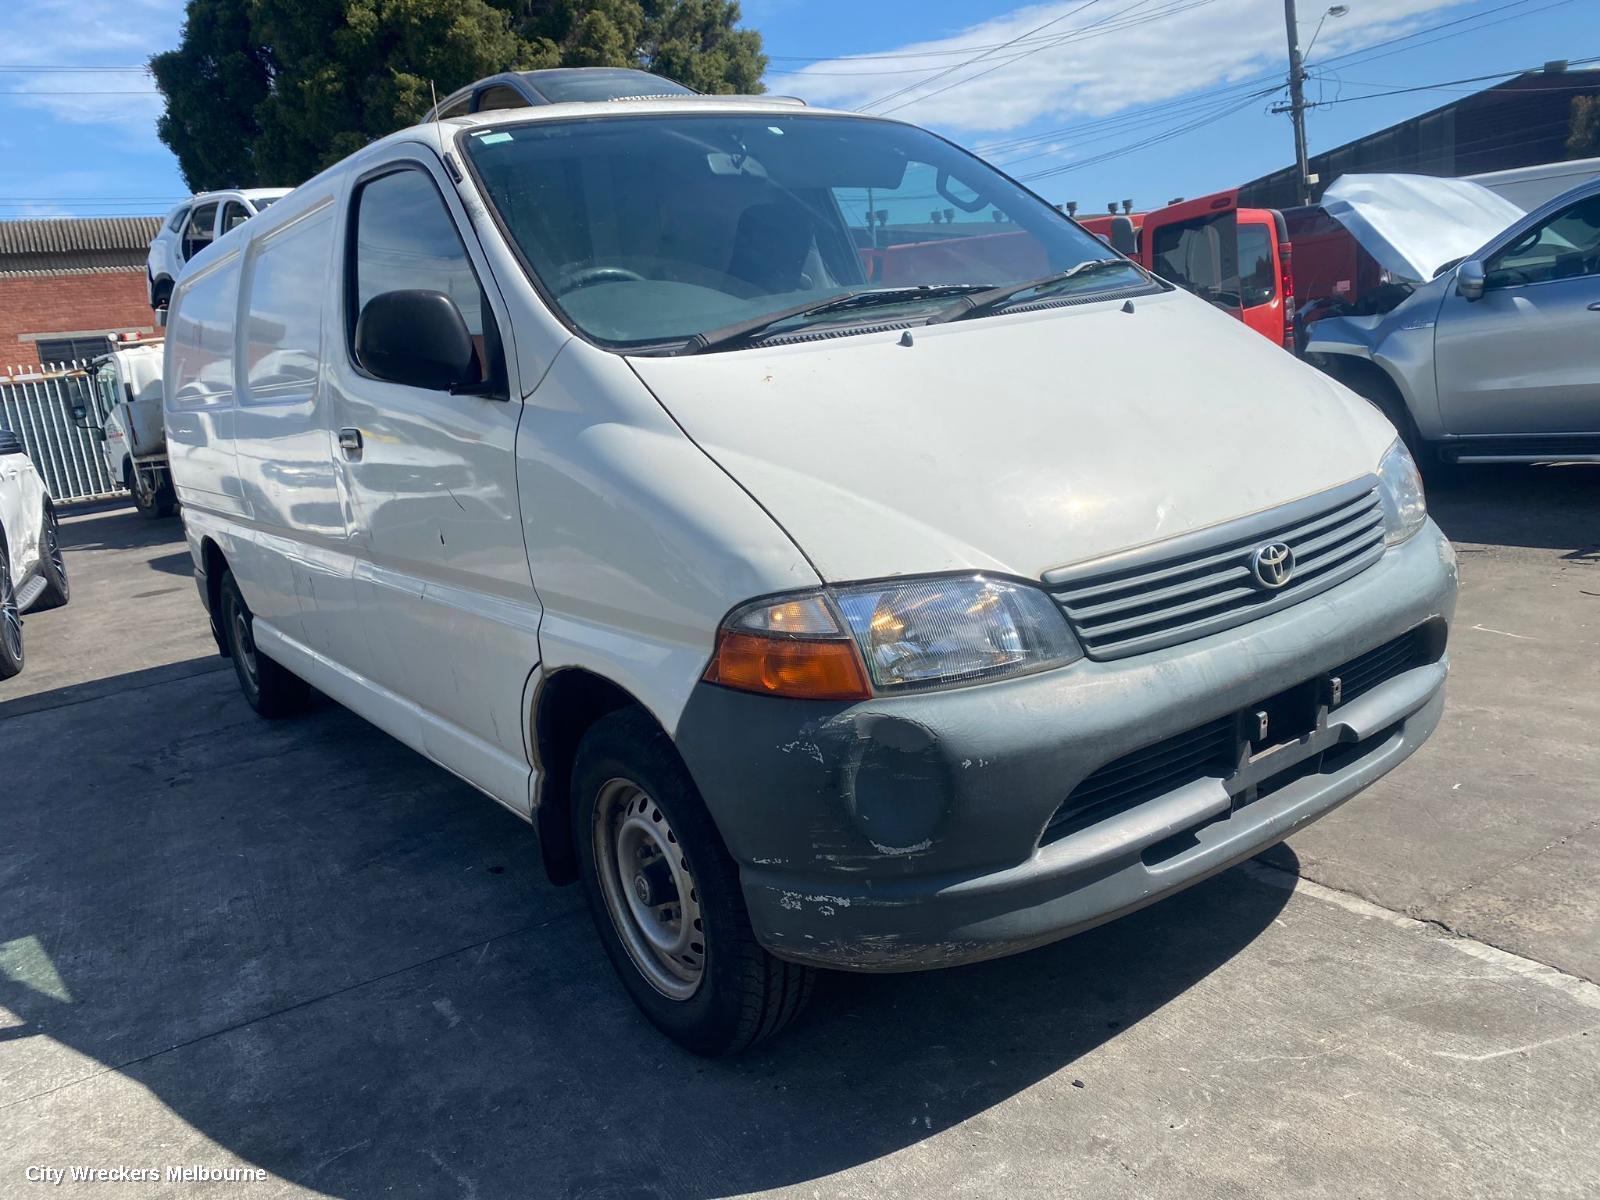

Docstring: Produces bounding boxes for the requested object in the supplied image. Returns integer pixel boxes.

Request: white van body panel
[517,337,821,736]
[628,293,1399,583]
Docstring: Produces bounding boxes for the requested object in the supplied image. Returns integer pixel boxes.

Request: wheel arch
[198,535,231,657]
[531,667,658,886]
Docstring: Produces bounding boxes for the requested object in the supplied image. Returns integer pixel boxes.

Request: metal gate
[0,361,126,503]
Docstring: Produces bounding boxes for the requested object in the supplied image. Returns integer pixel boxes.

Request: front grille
[1332,627,1426,704]
[1043,625,1435,842]
[1043,477,1386,660]
[1046,715,1235,838]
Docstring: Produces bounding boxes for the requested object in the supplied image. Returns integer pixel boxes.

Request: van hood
[627,292,1396,584]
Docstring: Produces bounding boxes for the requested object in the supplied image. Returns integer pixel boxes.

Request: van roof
[440,94,849,134]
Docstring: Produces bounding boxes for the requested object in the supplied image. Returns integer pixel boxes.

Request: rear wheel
[573,707,814,1055]
[0,545,22,679]
[219,569,309,718]
[32,507,69,610]
[128,464,176,519]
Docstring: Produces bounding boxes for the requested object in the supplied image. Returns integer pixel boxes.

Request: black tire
[573,707,814,1055]
[32,507,69,611]
[0,542,22,679]
[219,568,309,718]
[129,466,176,520]
[151,280,172,313]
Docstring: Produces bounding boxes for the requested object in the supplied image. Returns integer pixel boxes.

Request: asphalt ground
[2,466,1596,1198]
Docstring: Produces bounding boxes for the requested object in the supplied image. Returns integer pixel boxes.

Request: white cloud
[770,0,1475,136]
[0,0,183,132]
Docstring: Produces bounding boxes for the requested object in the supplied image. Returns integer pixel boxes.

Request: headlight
[831,576,1082,691]
[1377,439,1427,545]
[705,576,1082,700]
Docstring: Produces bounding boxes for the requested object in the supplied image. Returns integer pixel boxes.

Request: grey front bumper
[674,522,1457,971]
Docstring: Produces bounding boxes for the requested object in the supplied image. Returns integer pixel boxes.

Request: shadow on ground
[1,666,1292,1197]
[1426,462,1600,552]
[57,503,184,554]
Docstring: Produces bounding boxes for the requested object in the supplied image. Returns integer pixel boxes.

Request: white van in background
[165,98,1458,1054]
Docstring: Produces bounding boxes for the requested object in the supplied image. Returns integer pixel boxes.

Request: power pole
[1282,0,1312,205]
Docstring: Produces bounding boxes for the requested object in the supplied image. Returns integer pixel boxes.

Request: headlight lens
[706,576,1083,699]
[831,575,1082,691]
[1377,439,1427,545]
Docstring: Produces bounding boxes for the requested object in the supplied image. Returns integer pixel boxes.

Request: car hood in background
[1320,173,1525,282]
[628,293,1395,584]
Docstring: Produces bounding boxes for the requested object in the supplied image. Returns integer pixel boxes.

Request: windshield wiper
[929,259,1141,325]
[675,284,997,355]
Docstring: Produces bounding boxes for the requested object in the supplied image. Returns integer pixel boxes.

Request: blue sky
[0,0,1592,220]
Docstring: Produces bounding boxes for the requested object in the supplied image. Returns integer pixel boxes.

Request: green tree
[151,0,766,190]
[1567,94,1600,160]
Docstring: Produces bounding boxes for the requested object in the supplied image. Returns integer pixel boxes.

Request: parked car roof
[423,67,702,121]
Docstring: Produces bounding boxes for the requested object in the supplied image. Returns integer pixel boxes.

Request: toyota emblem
[1251,542,1295,589]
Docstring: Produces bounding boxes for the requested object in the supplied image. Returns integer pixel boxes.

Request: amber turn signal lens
[704,631,872,701]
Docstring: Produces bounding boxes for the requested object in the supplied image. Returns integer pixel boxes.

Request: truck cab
[75,338,174,517]
[1139,191,1294,350]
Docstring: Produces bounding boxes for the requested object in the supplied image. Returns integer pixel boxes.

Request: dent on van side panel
[517,338,820,739]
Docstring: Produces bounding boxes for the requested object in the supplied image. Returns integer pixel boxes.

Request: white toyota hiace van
[165,97,1457,1054]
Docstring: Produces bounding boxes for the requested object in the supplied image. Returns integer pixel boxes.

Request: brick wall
[0,271,154,369]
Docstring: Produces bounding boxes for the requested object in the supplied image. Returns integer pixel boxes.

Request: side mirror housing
[1456,259,1486,301]
[355,290,476,392]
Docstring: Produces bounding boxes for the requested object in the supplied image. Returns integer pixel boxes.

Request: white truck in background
[72,335,175,518]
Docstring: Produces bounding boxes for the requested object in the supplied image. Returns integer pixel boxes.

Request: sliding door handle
[338,427,363,459]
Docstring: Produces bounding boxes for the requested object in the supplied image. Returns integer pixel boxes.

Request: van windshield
[461,113,1149,351]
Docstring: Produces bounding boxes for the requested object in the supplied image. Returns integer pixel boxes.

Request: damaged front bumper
[673,522,1458,971]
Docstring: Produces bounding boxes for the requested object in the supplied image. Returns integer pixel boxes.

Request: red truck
[1081,191,1296,350]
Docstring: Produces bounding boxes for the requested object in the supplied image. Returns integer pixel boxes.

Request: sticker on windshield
[475,131,513,145]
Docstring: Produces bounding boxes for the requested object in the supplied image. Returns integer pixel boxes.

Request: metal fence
[0,361,126,503]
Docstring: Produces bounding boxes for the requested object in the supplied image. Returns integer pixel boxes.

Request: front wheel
[573,707,814,1055]
[33,508,69,610]
[219,569,309,718]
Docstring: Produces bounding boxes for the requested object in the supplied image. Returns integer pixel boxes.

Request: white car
[0,427,70,678]
[165,98,1457,1054]
[146,188,292,312]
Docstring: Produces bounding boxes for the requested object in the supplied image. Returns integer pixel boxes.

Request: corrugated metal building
[0,215,162,368]
[1239,66,1600,210]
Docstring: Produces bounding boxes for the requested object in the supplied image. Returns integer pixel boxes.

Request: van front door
[327,156,538,810]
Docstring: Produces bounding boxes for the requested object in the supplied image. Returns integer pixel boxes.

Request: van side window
[183,202,219,261]
[221,201,252,234]
[348,167,494,385]
[474,85,527,112]
[436,94,471,119]
[243,206,334,403]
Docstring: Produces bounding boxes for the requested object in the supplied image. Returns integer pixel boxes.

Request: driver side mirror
[355,290,477,392]
[1456,259,1486,302]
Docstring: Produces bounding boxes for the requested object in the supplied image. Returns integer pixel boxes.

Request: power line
[859,0,1109,112]
[876,0,1229,118]
[1305,63,1600,106]
[1017,87,1278,181]
[1310,0,1578,72]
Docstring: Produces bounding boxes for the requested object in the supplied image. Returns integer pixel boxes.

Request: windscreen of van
[462,113,1149,349]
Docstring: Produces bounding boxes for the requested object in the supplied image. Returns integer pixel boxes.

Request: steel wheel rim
[231,603,258,689]
[593,778,706,1000]
[1,563,20,661]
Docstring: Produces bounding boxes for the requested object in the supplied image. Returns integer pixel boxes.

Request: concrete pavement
[1,475,1597,1198]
